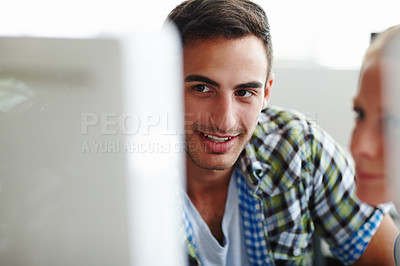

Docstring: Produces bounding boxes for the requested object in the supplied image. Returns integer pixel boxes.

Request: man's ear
[263,73,274,109]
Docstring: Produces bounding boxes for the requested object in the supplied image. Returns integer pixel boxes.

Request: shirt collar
[237,136,302,197]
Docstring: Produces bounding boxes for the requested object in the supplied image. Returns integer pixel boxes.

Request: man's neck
[185,156,234,245]
[186,157,233,202]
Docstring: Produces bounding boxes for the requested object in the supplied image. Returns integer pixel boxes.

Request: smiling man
[184,36,270,172]
[167,0,399,265]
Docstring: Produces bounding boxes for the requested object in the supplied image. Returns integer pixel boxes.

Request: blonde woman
[350,24,400,264]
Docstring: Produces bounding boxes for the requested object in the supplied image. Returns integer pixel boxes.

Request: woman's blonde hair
[364,24,400,62]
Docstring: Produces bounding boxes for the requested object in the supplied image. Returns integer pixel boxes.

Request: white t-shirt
[184,174,249,265]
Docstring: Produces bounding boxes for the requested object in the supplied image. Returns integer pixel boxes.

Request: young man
[167,0,399,265]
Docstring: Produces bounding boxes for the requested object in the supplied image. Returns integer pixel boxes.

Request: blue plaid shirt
[183,106,385,265]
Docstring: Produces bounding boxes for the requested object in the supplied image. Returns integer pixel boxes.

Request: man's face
[183,35,272,171]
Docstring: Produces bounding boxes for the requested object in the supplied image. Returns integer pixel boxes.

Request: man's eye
[235,89,253,97]
[193,84,211,93]
[353,107,365,121]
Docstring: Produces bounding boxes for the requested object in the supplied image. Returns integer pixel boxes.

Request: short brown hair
[167,0,273,78]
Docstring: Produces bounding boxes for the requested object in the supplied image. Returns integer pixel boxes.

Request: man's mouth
[203,133,233,143]
[198,132,237,153]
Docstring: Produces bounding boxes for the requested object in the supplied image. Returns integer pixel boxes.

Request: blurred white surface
[0,26,185,266]
[384,33,400,209]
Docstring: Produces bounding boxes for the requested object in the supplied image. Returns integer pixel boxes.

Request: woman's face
[350,56,392,205]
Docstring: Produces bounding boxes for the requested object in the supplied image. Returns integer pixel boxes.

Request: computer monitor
[384,31,400,210]
[0,26,185,266]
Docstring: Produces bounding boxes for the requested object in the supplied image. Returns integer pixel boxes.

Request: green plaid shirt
[183,106,384,265]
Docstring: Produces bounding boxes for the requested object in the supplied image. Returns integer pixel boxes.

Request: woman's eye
[193,84,211,93]
[354,107,365,121]
[235,89,253,97]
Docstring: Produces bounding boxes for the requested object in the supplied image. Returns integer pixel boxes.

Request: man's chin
[187,152,236,171]
[195,163,233,171]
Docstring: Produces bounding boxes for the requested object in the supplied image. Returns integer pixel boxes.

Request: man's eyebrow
[184,75,220,87]
[236,82,264,89]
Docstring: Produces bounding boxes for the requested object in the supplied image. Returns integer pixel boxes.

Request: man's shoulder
[254,105,315,138]
[238,106,319,194]
[261,105,305,121]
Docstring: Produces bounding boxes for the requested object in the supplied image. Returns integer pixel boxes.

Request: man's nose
[210,95,237,133]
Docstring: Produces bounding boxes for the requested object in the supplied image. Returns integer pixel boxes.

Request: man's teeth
[203,133,232,143]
